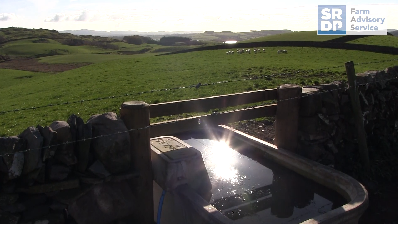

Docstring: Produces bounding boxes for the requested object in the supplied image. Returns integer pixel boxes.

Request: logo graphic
[318,5,346,35]
[318,5,387,35]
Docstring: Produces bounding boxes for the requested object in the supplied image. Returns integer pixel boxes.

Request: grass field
[0,45,397,136]
[0,37,197,63]
[347,35,398,48]
[39,53,156,64]
[240,31,345,42]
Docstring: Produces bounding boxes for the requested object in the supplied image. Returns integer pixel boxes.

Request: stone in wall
[46,159,72,181]
[77,123,92,173]
[66,114,93,172]
[49,121,77,166]
[67,115,81,145]
[299,88,322,117]
[0,136,26,181]
[37,126,58,162]
[18,127,43,176]
[0,212,20,223]
[87,112,131,174]
[298,143,334,166]
[88,160,111,179]
[68,181,137,223]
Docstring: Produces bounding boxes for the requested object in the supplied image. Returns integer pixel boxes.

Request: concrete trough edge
[217,124,369,224]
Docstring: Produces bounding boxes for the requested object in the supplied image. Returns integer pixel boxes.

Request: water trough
[151,125,368,224]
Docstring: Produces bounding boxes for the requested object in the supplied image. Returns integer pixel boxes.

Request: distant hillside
[0,27,76,44]
[347,35,398,48]
[239,31,399,47]
[240,31,346,42]
[174,30,292,43]
[59,29,293,43]
[0,27,118,44]
[0,27,123,58]
[60,29,200,37]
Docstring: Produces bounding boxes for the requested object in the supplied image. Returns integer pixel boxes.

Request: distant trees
[123,35,143,45]
[32,38,50,43]
[123,35,158,45]
[122,35,202,46]
[59,38,119,50]
[159,36,191,46]
[61,38,85,46]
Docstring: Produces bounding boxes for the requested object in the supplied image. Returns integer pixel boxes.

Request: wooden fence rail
[148,86,299,152]
[150,104,277,138]
[149,89,278,118]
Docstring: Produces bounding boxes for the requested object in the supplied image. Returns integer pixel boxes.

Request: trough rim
[215,124,369,224]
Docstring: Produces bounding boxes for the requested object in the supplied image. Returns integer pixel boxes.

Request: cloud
[0,13,17,22]
[51,14,61,22]
[45,14,66,22]
[0,16,9,21]
[45,11,93,22]
[76,11,89,21]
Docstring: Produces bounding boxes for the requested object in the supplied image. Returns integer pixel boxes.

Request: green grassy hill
[0,27,397,136]
[347,35,398,48]
[0,27,204,64]
[38,53,153,64]
[241,31,345,42]
[0,45,397,136]
[0,38,112,57]
[241,31,398,48]
[0,27,115,43]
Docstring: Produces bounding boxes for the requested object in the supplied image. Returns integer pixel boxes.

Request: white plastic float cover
[151,136,211,194]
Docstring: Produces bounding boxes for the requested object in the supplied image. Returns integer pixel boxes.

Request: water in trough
[174,129,347,224]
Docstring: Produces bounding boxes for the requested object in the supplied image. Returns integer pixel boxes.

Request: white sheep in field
[277,50,287,54]
[263,49,265,52]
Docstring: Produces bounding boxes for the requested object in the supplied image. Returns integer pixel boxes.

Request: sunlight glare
[207,140,239,183]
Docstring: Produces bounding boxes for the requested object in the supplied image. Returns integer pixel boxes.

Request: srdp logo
[318,5,346,35]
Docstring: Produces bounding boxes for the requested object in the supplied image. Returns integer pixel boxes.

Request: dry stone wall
[0,112,137,223]
[297,66,398,180]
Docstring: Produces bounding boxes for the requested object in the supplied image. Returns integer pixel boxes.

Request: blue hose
[157,190,166,224]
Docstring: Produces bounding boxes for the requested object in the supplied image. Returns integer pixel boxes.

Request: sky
[0,0,398,32]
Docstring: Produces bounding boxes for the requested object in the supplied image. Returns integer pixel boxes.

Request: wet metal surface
[175,129,347,223]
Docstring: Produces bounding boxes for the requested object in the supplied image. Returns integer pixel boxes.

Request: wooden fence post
[274,84,302,152]
[120,101,154,223]
[345,61,371,171]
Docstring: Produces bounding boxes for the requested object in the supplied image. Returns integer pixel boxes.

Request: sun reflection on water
[206,140,240,183]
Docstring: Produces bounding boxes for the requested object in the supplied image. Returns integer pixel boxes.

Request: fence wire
[1,76,396,158]
[0,59,397,115]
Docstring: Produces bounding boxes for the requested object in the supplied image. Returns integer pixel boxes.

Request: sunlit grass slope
[241,31,345,42]
[0,46,397,136]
